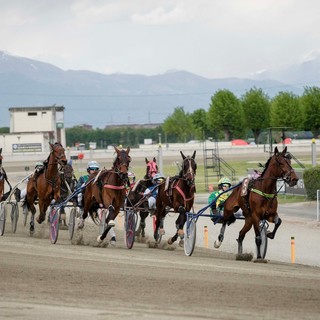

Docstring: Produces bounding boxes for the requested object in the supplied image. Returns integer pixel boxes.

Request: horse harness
[164,177,195,209]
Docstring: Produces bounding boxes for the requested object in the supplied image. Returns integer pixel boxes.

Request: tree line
[65,86,320,148]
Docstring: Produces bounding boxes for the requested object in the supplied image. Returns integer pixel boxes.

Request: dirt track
[1,212,320,320]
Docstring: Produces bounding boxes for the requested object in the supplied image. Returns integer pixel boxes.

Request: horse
[126,157,159,238]
[24,142,67,233]
[0,148,12,201]
[80,146,131,243]
[153,150,197,246]
[59,163,78,226]
[60,163,77,201]
[213,146,299,261]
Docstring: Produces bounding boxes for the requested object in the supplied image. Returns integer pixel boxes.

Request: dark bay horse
[126,157,159,238]
[60,163,77,201]
[80,146,131,242]
[154,151,197,246]
[214,146,298,260]
[0,148,12,201]
[24,142,67,233]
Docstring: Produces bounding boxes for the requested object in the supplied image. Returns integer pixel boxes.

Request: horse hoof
[253,258,268,263]
[267,231,274,239]
[168,238,173,245]
[97,235,103,243]
[214,240,221,248]
[179,239,184,247]
[77,219,84,229]
[108,220,115,227]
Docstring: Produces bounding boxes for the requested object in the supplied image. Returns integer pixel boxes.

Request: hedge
[303,166,320,200]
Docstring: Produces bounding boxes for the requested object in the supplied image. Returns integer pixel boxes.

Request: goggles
[88,167,99,171]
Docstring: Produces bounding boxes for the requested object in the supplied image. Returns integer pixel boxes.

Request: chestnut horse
[80,146,131,242]
[214,147,298,260]
[126,157,159,238]
[24,142,67,233]
[154,151,197,246]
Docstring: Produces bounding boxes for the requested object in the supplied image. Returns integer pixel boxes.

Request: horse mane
[260,157,271,177]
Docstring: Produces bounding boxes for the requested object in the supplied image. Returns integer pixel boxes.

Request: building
[0,105,66,153]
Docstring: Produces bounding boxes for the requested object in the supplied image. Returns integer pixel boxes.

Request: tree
[190,109,208,140]
[207,90,244,141]
[270,92,302,130]
[162,107,194,142]
[301,86,320,137]
[241,87,270,144]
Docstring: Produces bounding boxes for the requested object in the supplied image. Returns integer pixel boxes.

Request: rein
[171,179,195,208]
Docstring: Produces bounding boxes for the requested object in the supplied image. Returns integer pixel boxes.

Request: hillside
[0,50,315,128]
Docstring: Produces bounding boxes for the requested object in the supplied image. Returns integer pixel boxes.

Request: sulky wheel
[0,202,6,236]
[10,202,19,233]
[125,207,137,249]
[49,206,60,244]
[68,207,76,240]
[184,215,197,256]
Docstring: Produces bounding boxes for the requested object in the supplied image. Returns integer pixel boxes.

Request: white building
[0,105,66,154]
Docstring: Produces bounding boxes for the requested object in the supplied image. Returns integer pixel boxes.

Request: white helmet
[87,160,99,170]
[152,173,164,183]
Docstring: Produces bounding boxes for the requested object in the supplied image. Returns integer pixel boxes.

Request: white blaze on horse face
[184,158,196,181]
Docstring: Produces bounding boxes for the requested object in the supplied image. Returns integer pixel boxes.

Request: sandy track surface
[1,210,320,320]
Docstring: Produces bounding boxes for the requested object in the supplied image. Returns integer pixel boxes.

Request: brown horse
[214,146,298,260]
[126,157,159,238]
[24,142,67,233]
[0,148,12,201]
[80,146,131,242]
[154,151,197,246]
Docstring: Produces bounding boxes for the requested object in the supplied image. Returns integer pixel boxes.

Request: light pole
[312,138,317,167]
[158,133,163,175]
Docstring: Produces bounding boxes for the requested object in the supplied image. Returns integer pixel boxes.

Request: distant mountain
[0,50,314,128]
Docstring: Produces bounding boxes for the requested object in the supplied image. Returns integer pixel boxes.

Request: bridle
[181,156,197,184]
[51,143,67,166]
[114,149,131,180]
[275,154,295,184]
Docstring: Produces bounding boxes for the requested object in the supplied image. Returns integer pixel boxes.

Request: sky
[1,0,320,79]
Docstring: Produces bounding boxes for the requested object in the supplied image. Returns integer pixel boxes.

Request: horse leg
[168,206,186,246]
[237,218,253,256]
[214,221,227,248]
[97,225,112,243]
[29,206,37,234]
[137,211,148,238]
[36,198,49,224]
[253,220,263,259]
[77,200,90,229]
[99,205,115,241]
[267,215,282,239]
[153,209,164,241]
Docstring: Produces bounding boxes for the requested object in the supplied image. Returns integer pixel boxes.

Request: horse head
[180,150,197,183]
[62,163,74,182]
[145,157,158,179]
[113,146,131,177]
[273,146,298,187]
[49,142,67,166]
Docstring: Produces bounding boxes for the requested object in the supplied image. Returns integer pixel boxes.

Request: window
[28,112,37,116]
